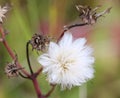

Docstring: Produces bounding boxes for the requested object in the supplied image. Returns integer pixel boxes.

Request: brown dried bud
[76,5,112,24]
[30,33,50,52]
[5,56,23,78]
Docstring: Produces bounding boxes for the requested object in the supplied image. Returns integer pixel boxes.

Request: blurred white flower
[38,31,95,90]
[0,6,8,22]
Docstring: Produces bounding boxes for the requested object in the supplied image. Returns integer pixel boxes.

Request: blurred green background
[0,0,120,98]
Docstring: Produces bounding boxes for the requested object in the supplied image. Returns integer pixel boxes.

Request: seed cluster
[76,5,111,24]
[30,33,50,52]
[5,62,23,78]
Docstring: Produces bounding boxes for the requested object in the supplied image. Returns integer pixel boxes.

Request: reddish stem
[45,85,56,97]
[0,25,55,98]
[32,78,45,98]
[36,67,43,76]
[0,26,30,77]
[58,23,88,41]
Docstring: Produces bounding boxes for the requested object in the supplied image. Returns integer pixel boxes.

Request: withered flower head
[76,5,112,24]
[30,33,50,52]
[5,56,23,78]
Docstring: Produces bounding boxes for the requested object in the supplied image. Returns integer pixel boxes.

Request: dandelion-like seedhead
[38,31,95,90]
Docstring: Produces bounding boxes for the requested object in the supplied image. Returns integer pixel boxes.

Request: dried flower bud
[30,33,50,52]
[5,57,23,78]
[76,5,112,24]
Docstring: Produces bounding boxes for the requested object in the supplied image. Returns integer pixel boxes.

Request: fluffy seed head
[38,31,95,90]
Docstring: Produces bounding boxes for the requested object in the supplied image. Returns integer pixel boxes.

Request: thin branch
[0,26,30,77]
[45,85,56,97]
[0,25,45,98]
[58,23,88,41]
[35,67,43,76]
[19,72,29,79]
[26,41,34,74]
[32,78,44,98]
[64,23,88,31]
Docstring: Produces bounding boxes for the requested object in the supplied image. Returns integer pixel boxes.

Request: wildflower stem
[26,41,34,74]
[19,72,29,79]
[0,26,30,77]
[32,78,45,98]
[35,67,43,76]
[64,23,88,31]
[45,85,56,97]
[58,23,88,41]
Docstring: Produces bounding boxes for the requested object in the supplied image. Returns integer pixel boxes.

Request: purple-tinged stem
[58,23,88,41]
[32,78,45,98]
[0,26,30,77]
[45,85,56,97]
